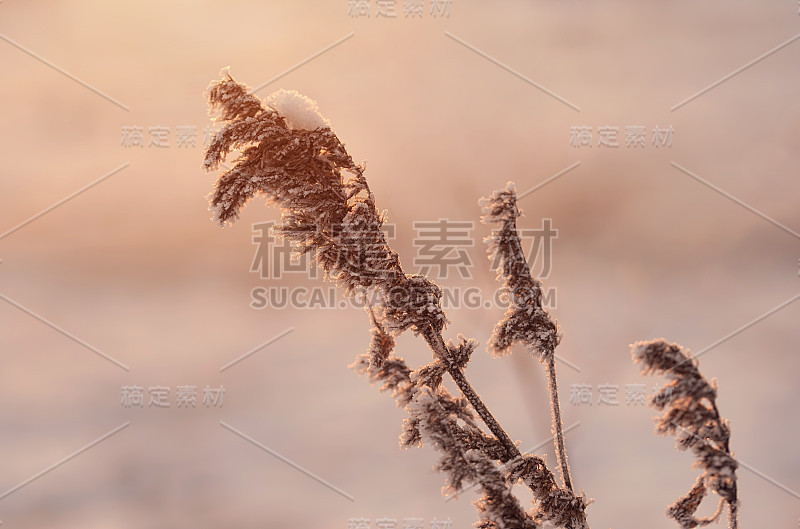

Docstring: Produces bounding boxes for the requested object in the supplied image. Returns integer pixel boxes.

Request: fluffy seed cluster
[203,72,446,336]
[632,339,739,529]
[480,183,561,359]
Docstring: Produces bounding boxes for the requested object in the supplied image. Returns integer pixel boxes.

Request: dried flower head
[480,182,560,359]
[203,72,445,337]
[632,339,739,529]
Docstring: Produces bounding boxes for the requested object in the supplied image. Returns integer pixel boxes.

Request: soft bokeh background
[1,1,798,528]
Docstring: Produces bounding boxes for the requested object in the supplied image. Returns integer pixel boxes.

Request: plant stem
[545,351,573,492]
[506,210,574,492]
[424,327,521,461]
[728,501,739,529]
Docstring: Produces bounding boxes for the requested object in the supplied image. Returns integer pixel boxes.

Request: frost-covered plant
[202,71,589,529]
[202,71,741,529]
[632,340,739,529]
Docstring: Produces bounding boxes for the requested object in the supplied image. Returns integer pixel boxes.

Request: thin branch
[545,351,573,492]
[423,326,521,461]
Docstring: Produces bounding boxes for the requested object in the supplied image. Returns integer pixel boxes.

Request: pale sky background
[0,1,799,528]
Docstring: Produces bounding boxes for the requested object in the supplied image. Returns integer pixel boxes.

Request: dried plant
[202,71,587,529]
[202,71,740,529]
[632,340,739,529]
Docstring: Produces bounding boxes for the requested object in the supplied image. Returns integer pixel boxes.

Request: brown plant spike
[632,339,739,529]
[480,183,574,495]
[203,71,589,529]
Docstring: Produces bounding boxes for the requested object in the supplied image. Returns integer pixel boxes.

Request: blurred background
[1,1,798,527]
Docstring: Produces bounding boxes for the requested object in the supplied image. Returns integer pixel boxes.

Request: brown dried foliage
[203,72,589,529]
[201,71,740,529]
[633,340,739,529]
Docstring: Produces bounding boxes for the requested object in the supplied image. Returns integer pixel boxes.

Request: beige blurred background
[1,1,799,527]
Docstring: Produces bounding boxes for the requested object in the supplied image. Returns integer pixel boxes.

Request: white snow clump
[265,89,331,131]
